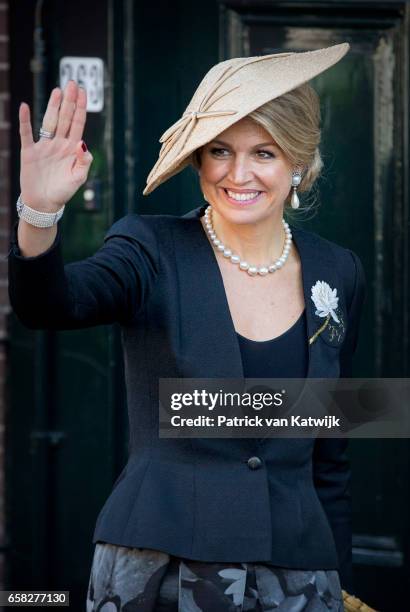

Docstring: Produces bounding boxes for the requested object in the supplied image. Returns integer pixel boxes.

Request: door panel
[8,0,123,607]
[8,0,220,607]
[218,2,409,608]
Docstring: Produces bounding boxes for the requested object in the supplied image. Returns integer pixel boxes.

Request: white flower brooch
[309,280,343,345]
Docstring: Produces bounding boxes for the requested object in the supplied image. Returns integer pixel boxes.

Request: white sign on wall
[59,57,104,112]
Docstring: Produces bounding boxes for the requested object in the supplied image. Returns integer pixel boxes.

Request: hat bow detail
[145,106,238,183]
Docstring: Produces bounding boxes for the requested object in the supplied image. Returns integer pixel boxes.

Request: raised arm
[8,215,160,330]
[17,81,93,256]
[9,81,159,330]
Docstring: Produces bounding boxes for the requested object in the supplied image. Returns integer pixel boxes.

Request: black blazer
[8,204,366,591]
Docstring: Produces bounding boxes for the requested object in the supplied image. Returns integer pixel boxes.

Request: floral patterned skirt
[86,542,344,611]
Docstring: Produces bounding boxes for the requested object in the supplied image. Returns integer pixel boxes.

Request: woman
[9,43,371,611]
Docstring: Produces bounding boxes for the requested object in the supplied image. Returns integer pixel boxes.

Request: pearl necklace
[203,205,292,276]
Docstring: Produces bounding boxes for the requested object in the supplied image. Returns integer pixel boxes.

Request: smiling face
[198,117,294,225]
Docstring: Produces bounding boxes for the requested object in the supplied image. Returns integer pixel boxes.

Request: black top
[236,309,308,378]
[237,310,309,570]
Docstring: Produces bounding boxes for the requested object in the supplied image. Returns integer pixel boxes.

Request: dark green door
[217,2,409,609]
[8,0,126,607]
[8,0,221,607]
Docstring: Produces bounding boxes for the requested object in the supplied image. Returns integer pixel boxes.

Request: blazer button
[247,456,262,470]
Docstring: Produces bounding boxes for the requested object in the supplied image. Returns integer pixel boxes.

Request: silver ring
[39,127,55,139]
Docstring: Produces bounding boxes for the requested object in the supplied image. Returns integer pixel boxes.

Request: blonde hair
[191,82,323,209]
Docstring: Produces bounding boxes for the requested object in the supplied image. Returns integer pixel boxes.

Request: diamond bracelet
[16,194,65,228]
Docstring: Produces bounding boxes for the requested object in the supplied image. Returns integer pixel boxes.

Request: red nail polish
[81,141,87,152]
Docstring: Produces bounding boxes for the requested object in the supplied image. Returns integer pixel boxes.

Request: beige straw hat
[143,42,350,196]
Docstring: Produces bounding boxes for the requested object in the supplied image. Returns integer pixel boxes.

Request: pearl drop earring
[291,170,302,209]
